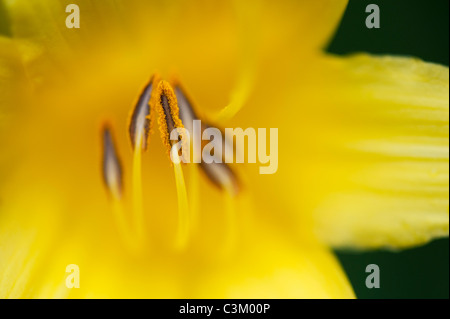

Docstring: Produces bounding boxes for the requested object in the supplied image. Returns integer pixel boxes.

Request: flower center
[101,75,240,252]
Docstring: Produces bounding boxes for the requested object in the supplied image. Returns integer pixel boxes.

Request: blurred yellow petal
[4,0,348,53]
[312,55,449,249]
[3,0,123,84]
[194,229,354,298]
[242,54,448,249]
[3,0,348,93]
[0,182,63,298]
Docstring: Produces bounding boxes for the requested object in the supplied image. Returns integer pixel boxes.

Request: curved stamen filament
[102,125,136,251]
[132,145,145,240]
[189,161,200,232]
[128,77,157,241]
[171,145,190,249]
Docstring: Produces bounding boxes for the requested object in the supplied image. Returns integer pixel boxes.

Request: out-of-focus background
[327,0,449,299]
[0,0,448,299]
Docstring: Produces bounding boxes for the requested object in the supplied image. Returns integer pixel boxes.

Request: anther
[128,76,157,150]
[173,82,240,195]
[155,80,184,154]
[173,83,199,135]
[102,124,123,199]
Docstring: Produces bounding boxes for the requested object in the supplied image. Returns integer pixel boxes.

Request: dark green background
[327,0,449,299]
[0,0,448,299]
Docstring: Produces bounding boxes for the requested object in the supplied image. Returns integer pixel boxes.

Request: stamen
[102,125,136,251]
[102,125,123,199]
[128,76,157,240]
[132,145,145,240]
[173,82,199,136]
[173,81,241,195]
[171,145,190,249]
[189,162,200,231]
[128,76,156,151]
[155,80,184,155]
[174,82,200,229]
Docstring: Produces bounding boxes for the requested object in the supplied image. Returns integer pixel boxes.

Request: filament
[132,139,145,241]
[172,145,190,249]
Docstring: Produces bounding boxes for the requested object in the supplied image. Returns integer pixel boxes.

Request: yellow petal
[240,54,448,250]
[192,226,354,298]
[312,55,449,249]
[2,0,116,84]
[1,201,354,298]
[2,0,348,87]
[0,182,62,298]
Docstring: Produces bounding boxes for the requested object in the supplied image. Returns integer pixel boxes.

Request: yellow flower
[0,0,448,298]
